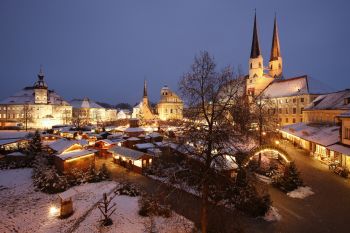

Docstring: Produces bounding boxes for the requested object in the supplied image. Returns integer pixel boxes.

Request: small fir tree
[274,162,303,192]
[27,130,43,158]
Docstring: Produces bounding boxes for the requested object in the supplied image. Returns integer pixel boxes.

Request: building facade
[245,13,331,126]
[303,89,350,124]
[157,85,183,121]
[132,80,156,120]
[0,68,72,129]
[70,98,117,126]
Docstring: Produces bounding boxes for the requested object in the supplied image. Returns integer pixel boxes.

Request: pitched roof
[305,89,350,111]
[69,98,103,109]
[48,139,82,154]
[250,13,261,59]
[0,88,70,105]
[262,75,333,98]
[57,149,96,161]
[108,146,150,160]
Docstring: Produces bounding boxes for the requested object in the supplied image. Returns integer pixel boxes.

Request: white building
[0,67,72,129]
[70,98,117,126]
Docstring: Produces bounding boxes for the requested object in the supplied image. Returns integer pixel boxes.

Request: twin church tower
[246,13,282,97]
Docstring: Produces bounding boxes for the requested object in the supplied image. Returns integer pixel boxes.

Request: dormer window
[344,97,350,105]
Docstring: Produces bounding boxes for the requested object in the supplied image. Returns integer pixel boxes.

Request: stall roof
[135,143,155,150]
[108,146,150,160]
[48,139,81,154]
[0,138,24,146]
[57,149,96,161]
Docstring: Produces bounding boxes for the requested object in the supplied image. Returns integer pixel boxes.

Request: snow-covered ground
[0,168,194,233]
[287,186,315,199]
[0,130,31,139]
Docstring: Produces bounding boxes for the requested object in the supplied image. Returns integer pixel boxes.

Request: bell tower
[269,15,283,78]
[248,12,264,79]
[34,66,48,104]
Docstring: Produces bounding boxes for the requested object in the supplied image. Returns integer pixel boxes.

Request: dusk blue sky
[1,0,349,105]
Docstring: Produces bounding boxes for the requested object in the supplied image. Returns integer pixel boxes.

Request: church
[246,13,332,126]
[132,80,183,121]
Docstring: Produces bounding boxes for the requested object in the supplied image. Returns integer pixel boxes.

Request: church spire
[268,14,283,78]
[270,14,281,61]
[143,79,148,98]
[250,12,261,59]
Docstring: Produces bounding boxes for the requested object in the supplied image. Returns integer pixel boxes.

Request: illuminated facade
[246,14,331,126]
[157,85,183,121]
[0,67,72,129]
[132,80,156,120]
[70,98,117,125]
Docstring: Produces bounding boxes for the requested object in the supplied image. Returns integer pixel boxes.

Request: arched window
[259,62,262,68]
[270,65,273,70]
[250,63,252,69]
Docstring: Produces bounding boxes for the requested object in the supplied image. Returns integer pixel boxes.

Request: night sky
[1,0,349,105]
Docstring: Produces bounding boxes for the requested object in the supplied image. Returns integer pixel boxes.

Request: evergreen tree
[27,130,43,158]
[274,162,303,192]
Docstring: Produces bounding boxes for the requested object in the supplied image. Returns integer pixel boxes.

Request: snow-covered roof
[327,144,350,156]
[305,89,350,111]
[281,122,340,146]
[6,151,26,157]
[96,139,114,145]
[57,149,96,161]
[262,75,333,98]
[58,188,78,201]
[0,87,70,105]
[108,146,150,160]
[148,132,161,138]
[124,127,144,133]
[135,143,155,150]
[69,98,103,109]
[126,137,141,141]
[48,139,82,154]
[0,138,26,146]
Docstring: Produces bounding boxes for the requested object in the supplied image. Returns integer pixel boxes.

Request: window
[293,98,296,103]
[293,118,296,123]
[285,108,289,114]
[279,118,282,122]
[286,118,289,123]
[300,97,304,103]
[345,128,350,139]
[170,109,173,114]
[250,63,252,69]
[270,65,273,69]
[278,108,282,114]
[259,62,262,68]
[300,107,304,113]
[279,63,281,69]
[293,108,297,114]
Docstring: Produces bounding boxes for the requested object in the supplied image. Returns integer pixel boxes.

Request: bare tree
[178,51,245,233]
[97,193,117,226]
[250,94,278,166]
[21,103,33,131]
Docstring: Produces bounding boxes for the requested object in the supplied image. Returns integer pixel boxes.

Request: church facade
[132,81,183,121]
[246,13,331,126]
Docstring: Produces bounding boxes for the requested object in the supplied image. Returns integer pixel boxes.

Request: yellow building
[0,67,72,129]
[303,89,350,124]
[157,85,183,121]
[245,14,331,126]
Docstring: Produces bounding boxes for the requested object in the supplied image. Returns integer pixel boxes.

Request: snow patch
[263,206,281,222]
[287,186,314,199]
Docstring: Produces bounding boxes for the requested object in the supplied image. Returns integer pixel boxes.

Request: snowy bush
[138,194,172,218]
[115,182,141,197]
